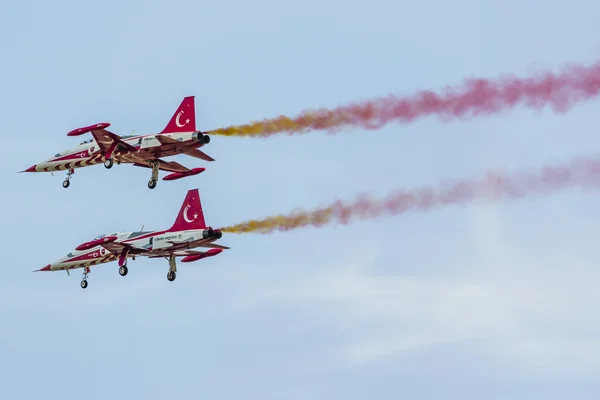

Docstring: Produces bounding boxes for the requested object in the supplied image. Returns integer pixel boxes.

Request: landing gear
[104,158,113,169]
[167,253,176,282]
[148,160,160,189]
[80,267,90,289]
[203,134,210,144]
[167,270,176,281]
[118,249,129,276]
[63,168,74,188]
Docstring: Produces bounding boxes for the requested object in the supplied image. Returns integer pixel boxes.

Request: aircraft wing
[132,159,190,173]
[97,241,131,255]
[147,248,228,258]
[98,240,229,258]
[90,128,138,154]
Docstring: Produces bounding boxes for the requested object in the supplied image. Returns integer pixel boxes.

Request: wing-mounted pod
[162,167,206,181]
[180,249,223,263]
[66,123,111,137]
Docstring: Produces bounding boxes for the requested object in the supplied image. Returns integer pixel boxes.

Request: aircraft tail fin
[161,96,196,133]
[168,189,207,232]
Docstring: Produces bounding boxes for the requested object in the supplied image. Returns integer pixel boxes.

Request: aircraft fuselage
[25,131,203,173]
[41,227,220,272]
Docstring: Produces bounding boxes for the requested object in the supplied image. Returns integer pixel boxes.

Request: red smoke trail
[210,61,600,137]
[222,154,600,233]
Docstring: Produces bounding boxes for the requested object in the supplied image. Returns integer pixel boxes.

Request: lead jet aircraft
[33,188,228,288]
[20,96,214,189]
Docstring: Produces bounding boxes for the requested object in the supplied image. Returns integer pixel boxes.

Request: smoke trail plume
[221,154,600,233]
[209,61,600,138]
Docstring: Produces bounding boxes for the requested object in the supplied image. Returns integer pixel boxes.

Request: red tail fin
[161,96,196,133]
[169,189,207,232]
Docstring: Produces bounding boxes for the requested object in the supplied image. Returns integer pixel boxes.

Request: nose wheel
[63,168,74,188]
[80,267,90,289]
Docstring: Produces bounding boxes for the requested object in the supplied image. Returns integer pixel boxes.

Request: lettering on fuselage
[155,235,179,242]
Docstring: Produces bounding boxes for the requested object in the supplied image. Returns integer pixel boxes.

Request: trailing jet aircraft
[20,96,214,189]
[33,188,228,288]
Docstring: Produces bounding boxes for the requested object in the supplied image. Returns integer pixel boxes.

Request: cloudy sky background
[2,0,600,398]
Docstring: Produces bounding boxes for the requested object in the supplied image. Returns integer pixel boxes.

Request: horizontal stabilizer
[198,243,230,250]
[183,148,214,162]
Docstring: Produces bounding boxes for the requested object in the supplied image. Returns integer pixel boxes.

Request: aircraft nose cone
[20,164,37,173]
[33,264,51,272]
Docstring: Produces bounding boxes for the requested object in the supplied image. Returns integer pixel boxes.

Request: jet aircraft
[33,188,228,288]
[20,96,214,189]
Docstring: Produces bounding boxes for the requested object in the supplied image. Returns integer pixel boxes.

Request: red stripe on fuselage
[54,151,91,162]
[65,249,104,263]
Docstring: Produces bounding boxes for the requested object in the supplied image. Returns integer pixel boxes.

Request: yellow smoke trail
[220,198,367,233]
[220,154,600,234]
[207,61,600,137]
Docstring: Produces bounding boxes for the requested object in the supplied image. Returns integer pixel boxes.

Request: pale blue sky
[2,0,600,398]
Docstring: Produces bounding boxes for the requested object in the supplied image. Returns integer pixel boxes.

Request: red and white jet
[33,188,228,288]
[20,96,214,189]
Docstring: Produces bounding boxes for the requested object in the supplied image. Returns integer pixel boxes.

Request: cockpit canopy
[79,138,93,145]
[92,233,118,240]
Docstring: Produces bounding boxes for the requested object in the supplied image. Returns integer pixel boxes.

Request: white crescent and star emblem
[175,110,190,127]
[183,204,198,223]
